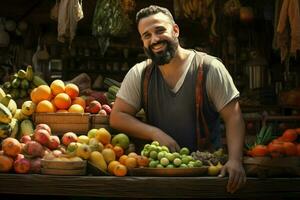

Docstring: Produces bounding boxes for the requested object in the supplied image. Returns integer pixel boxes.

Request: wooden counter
[0,174,299,198]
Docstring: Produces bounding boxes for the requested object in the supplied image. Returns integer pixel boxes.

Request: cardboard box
[33,113,90,135]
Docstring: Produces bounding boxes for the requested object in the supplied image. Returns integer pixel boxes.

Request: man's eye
[143,34,150,39]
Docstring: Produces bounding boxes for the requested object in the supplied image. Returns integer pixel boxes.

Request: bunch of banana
[1,65,47,99]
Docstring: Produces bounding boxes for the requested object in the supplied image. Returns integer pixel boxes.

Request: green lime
[165,153,175,162]
[149,150,158,160]
[193,160,203,167]
[166,164,175,168]
[179,163,188,168]
[157,151,166,160]
[149,160,159,168]
[180,147,190,155]
[151,141,160,146]
[161,145,169,152]
[173,158,182,167]
[160,157,169,166]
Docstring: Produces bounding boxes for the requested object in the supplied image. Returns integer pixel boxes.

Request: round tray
[128,167,208,177]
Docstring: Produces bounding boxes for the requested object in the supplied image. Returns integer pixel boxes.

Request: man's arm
[219,99,246,193]
[110,97,180,152]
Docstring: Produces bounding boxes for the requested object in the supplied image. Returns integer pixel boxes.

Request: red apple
[47,135,60,150]
[24,141,44,158]
[35,123,51,135]
[88,100,101,114]
[14,158,31,174]
[20,135,32,144]
[62,132,78,146]
[33,129,51,146]
[102,104,112,115]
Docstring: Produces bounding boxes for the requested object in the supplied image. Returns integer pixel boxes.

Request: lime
[161,145,169,152]
[143,144,151,151]
[156,164,164,168]
[151,141,160,146]
[181,156,190,165]
[149,160,159,168]
[149,150,158,160]
[165,153,175,162]
[173,158,182,167]
[157,151,166,160]
[160,157,169,166]
[166,164,175,168]
[180,147,190,155]
[193,160,203,167]
[172,152,180,158]
[141,149,149,157]
[179,163,188,168]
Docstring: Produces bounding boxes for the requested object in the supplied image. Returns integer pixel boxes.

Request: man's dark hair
[136,5,175,25]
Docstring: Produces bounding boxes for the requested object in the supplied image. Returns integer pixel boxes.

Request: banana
[21,100,36,116]
[26,65,34,81]
[0,102,12,124]
[0,87,6,99]
[17,69,27,79]
[0,94,11,107]
[13,109,29,121]
[33,75,48,86]
[0,122,12,139]
[9,118,19,138]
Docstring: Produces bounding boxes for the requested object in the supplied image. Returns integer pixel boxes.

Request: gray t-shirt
[117,51,239,112]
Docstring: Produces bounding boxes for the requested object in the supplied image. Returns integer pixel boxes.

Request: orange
[118,155,128,165]
[113,146,124,158]
[36,100,55,113]
[124,157,137,169]
[68,104,84,113]
[1,138,21,157]
[50,79,65,96]
[128,152,138,159]
[113,164,127,176]
[107,160,120,175]
[136,155,150,167]
[0,154,14,172]
[30,85,52,104]
[65,83,79,99]
[72,96,86,109]
[53,93,72,110]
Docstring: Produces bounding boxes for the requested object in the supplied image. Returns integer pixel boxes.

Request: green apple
[78,135,90,144]
[87,128,98,138]
[111,133,130,149]
[180,147,190,155]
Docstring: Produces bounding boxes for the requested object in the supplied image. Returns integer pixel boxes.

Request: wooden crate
[243,156,300,177]
[90,114,110,129]
[33,113,90,135]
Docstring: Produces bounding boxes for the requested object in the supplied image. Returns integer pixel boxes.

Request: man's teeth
[152,43,164,50]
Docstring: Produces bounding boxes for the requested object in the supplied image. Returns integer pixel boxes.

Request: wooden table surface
[0,174,299,198]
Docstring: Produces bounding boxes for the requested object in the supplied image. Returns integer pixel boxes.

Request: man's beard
[144,38,178,65]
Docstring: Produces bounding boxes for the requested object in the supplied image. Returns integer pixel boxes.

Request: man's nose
[151,34,160,44]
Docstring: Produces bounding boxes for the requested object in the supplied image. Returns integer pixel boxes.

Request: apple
[67,142,80,153]
[111,133,130,150]
[14,158,31,174]
[76,144,91,159]
[88,100,101,114]
[62,132,78,146]
[35,123,51,135]
[24,141,44,158]
[98,109,107,116]
[47,135,60,150]
[77,135,90,144]
[20,135,32,144]
[101,104,111,115]
[33,128,51,146]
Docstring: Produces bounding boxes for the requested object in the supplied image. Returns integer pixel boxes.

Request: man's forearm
[110,111,157,141]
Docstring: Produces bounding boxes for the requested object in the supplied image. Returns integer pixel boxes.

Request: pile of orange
[31,80,84,113]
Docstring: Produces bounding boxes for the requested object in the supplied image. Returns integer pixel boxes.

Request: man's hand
[219,159,246,193]
[151,129,181,152]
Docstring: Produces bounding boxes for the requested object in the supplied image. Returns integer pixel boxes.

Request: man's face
[138,13,179,65]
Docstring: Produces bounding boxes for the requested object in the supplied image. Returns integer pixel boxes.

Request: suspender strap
[195,59,211,150]
[141,59,153,117]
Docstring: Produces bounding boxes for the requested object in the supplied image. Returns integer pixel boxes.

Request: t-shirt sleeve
[116,61,147,111]
[206,59,240,112]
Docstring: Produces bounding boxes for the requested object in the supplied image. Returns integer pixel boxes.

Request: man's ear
[173,24,179,37]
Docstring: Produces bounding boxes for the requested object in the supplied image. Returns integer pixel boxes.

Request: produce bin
[33,113,90,135]
[90,114,109,129]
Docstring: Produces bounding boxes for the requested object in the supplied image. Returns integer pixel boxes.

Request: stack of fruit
[0,123,65,174]
[140,141,203,169]
[0,87,36,140]
[1,65,47,99]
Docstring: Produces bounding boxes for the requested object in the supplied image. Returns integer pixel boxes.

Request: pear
[89,151,107,171]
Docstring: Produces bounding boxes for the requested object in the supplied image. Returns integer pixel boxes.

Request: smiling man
[110,5,246,193]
